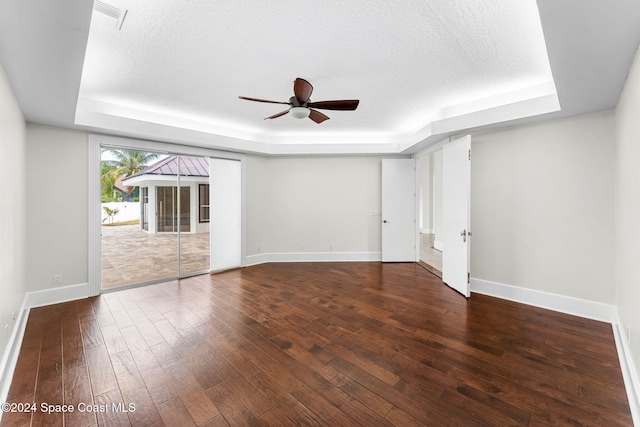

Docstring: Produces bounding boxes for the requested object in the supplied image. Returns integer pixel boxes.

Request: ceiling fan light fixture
[290,106,310,119]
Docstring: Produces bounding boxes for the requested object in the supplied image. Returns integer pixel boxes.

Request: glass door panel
[178,156,210,276]
[100,148,178,290]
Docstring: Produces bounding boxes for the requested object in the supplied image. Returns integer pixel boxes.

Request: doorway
[418,150,443,277]
[416,136,472,297]
[99,148,210,290]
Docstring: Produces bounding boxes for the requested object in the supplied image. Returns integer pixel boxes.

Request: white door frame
[87,134,247,296]
[412,139,447,261]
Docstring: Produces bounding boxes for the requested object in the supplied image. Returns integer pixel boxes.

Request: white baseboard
[613,311,640,426]
[26,283,91,309]
[470,278,615,323]
[245,251,382,266]
[433,240,443,251]
[0,283,91,414]
[244,253,270,266]
[0,298,29,413]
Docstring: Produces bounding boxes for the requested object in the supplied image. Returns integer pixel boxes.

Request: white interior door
[442,136,471,297]
[382,159,416,262]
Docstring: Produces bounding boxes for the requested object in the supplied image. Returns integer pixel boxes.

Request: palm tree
[101,150,159,201]
[100,162,118,202]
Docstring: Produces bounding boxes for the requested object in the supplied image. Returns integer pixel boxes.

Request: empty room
[1,0,640,426]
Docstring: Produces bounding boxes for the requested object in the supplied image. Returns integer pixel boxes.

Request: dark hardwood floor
[0,262,632,426]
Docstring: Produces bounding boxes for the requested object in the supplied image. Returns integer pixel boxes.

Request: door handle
[460,229,467,242]
[383,220,389,223]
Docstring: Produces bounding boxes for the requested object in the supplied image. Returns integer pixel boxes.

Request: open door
[442,136,471,297]
[382,159,416,262]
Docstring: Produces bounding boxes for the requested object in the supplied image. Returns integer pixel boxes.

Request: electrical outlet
[53,274,63,285]
[626,326,631,344]
[257,246,261,253]
[329,245,333,251]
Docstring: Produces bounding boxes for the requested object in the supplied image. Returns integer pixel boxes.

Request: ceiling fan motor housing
[290,106,311,119]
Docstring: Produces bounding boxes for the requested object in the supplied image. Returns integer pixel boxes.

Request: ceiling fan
[239,78,359,124]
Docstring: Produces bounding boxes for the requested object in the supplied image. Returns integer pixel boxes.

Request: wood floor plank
[199,415,231,427]
[163,361,220,425]
[79,320,105,350]
[84,345,118,397]
[257,407,298,427]
[1,393,34,427]
[120,325,177,406]
[93,389,131,427]
[384,406,428,427]
[205,383,261,426]
[61,305,85,367]
[102,294,135,330]
[6,331,41,401]
[196,345,274,417]
[100,324,128,355]
[123,308,165,347]
[149,341,180,370]
[331,373,393,418]
[248,372,326,426]
[109,350,164,427]
[1,262,632,427]
[62,364,97,427]
[31,316,63,427]
[156,398,197,427]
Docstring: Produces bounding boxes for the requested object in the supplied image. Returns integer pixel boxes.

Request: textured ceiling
[2,1,640,155]
[76,0,557,152]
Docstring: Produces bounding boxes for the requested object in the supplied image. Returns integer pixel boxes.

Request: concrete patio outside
[101,224,210,289]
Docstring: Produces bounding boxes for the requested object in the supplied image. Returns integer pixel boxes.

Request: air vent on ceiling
[93,0,128,30]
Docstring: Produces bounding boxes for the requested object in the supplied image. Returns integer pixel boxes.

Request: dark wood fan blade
[239,96,290,105]
[309,109,330,124]
[294,78,313,104]
[307,99,360,110]
[264,109,290,120]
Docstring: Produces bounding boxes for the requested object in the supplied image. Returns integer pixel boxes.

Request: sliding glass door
[100,149,210,290]
[156,186,190,233]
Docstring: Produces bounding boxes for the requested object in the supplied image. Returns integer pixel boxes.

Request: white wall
[246,156,383,258]
[12,114,619,307]
[615,45,640,389]
[26,124,88,291]
[470,111,615,303]
[0,64,26,359]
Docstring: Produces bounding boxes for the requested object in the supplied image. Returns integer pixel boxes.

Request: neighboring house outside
[113,175,139,201]
[122,155,210,234]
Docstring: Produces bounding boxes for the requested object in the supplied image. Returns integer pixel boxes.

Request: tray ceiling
[2,1,640,155]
